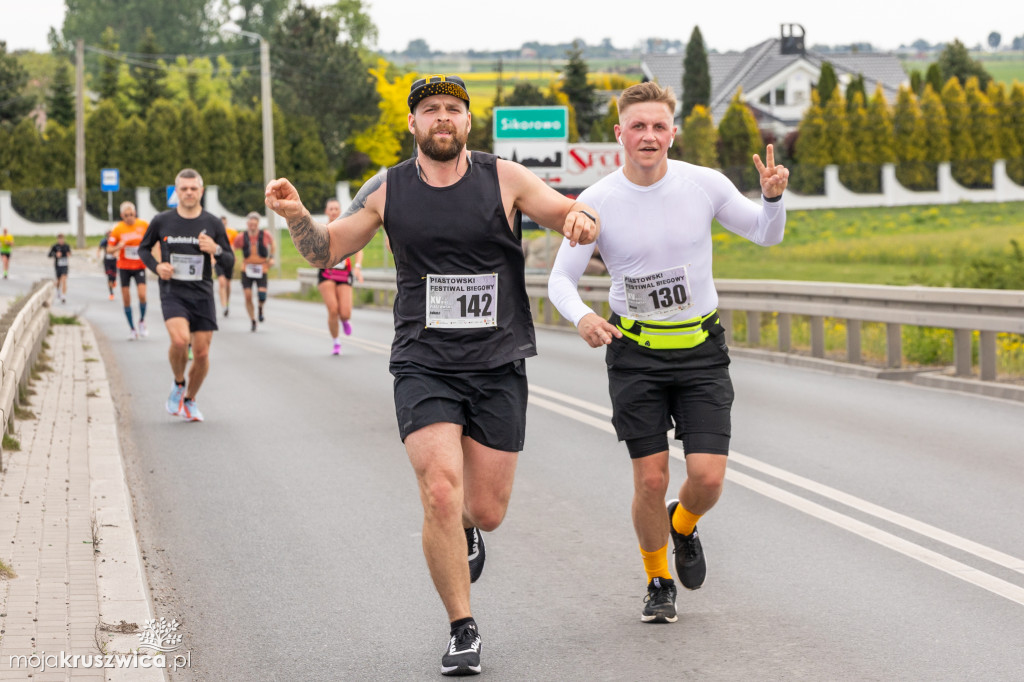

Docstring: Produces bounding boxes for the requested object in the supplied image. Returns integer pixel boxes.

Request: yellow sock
[672,504,702,536]
[640,544,671,582]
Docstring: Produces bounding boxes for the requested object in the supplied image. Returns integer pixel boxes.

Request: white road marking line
[531,384,1024,574]
[529,391,1024,607]
[274,318,391,354]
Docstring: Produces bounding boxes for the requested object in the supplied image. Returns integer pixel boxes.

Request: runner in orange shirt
[107,201,150,340]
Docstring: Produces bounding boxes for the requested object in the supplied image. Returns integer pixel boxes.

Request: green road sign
[493,106,569,140]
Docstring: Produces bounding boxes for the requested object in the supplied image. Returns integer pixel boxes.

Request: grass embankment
[708,201,1023,286]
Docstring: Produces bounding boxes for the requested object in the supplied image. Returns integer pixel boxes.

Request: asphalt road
[4,250,1024,681]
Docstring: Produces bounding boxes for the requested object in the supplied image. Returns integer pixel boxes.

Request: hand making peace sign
[753,143,789,199]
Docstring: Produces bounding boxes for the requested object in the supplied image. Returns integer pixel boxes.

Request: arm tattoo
[288,213,332,268]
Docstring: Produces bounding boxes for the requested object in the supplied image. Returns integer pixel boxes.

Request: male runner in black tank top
[266,75,599,677]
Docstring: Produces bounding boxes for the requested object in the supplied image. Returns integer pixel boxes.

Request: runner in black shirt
[47,233,71,303]
[266,75,599,677]
[139,168,234,422]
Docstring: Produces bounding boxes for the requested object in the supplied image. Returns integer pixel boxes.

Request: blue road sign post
[101,169,119,222]
[166,185,178,208]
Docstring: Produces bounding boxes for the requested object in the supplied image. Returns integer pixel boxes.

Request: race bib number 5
[425,273,498,328]
[624,265,693,320]
[170,253,205,281]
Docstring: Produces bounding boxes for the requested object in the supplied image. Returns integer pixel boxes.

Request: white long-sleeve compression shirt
[548,160,786,326]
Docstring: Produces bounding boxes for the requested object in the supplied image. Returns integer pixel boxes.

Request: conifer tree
[143,98,182,193]
[46,62,75,128]
[866,85,896,166]
[842,91,876,192]
[937,39,991,89]
[794,90,830,194]
[41,121,75,189]
[1003,82,1024,185]
[5,118,45,190]
[198,100,242,188]
[816,62,838,106]
[0,41,33,125]
[97,27,121,102]
[681,105,718,168]
[271,103,292,179]
[823,87,855,180]
[717,89,762,191]
[589,98,619,143]
[132,28,166,113]
[287,115,333,209]
[177,99,203,173]
[116,115,147,190]
[925,63,943,95]
[682,26,710,119]
[561,40,599,140]
[892,86,930,190]
[845,74,867,111]
[963,76,998,187]
[940,77,978,186]
[235,106,264,186]
[85,99,124,216]
[909,70,923,96]
[920,85,952,188]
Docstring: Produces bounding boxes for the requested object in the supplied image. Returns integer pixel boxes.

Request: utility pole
[75,39,85,248]
[227,27,278,275]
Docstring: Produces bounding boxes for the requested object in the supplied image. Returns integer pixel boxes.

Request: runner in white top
[548,81,788,624]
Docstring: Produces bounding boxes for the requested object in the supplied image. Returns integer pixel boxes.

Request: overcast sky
[2,0,1016,55]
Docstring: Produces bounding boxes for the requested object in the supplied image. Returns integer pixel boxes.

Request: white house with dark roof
[641,25,909,137]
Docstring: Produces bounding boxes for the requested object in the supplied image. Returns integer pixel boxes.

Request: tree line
[2,12,1023,225]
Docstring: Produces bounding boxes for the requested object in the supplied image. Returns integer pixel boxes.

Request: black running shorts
[240,273,268,290]
[119,268,146,287]
[606,332,734,458]
[160,289,218,332]
[390,360,528,453]
[55,266,69,278]
[104,260,117,281]
[214,263,233,280]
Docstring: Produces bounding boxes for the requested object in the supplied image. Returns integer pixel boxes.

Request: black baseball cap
[408,75,470,112]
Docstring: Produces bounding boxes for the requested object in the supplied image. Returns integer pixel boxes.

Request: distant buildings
[641,25,909,138]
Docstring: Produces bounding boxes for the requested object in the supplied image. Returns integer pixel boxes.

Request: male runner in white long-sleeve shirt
[548,81,789,624]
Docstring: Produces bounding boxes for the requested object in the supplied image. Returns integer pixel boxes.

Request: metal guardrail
[298,268,1024,384]
[0,280,54,464]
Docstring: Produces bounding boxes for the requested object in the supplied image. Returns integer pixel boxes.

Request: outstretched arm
[265,178,383,268]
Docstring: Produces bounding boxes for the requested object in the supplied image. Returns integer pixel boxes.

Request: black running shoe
[441,621,482,676]
[258,309,265,322]
[251,319,257,332]
[667,499,706,590]
[466,527,485,583]
[641,576,678,623]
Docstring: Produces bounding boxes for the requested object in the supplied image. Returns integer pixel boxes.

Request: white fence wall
[0,182,352,237]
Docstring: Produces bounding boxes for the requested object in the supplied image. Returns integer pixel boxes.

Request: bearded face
[414,119,469,162]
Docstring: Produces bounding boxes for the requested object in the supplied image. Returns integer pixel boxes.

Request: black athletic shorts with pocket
[606,331,734,457]
[390,359,528,453]
[119,268,145,287]
[160,289,218,332]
